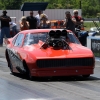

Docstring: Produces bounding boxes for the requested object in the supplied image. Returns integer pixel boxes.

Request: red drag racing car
[5,29,95,79]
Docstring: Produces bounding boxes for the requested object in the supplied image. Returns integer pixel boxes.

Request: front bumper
[30,67,94,77]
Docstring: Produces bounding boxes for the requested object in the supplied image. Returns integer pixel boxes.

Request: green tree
[0,0,24,9]
[0,0,100,17]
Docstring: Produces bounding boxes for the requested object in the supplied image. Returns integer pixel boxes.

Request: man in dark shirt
[63,11,76,33]
[26,11,37,29]
[0,10,11,46]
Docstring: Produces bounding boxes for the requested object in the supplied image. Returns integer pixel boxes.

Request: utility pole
[79,0,82,9]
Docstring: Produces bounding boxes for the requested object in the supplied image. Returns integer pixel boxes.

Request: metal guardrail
[84,18,99,21]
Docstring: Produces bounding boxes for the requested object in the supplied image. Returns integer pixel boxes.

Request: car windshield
[24,32,80,46]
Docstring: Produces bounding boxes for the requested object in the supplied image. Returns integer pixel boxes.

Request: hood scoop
[41,30,72,50]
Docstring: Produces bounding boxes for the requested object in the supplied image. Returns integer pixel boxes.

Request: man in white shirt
[9,22,18,37]
[35,10,48,28]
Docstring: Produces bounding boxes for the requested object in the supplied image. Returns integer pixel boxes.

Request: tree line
[0,0,100,18]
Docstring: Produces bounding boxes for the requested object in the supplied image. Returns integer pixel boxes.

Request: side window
[24,34,39,45]
[24,34,29,45]
[68,33,80,44]
[12,35,18,45]
[14,34,24,47]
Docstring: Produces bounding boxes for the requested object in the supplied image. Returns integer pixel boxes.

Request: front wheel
[82,75,90,78]
[27,70,34,80]
[23,61,34,80]
[9,60,15,75]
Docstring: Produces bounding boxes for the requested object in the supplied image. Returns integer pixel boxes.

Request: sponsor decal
[91,39,100,57]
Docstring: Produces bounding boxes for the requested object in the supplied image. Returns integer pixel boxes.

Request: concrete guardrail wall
[87,36,100,57]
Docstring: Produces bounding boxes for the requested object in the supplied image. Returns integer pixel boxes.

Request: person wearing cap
[63,11,76,33]
[35,10,48,28]
[72,10,83,29]
[26,11,37,29]
[0,10,11,47]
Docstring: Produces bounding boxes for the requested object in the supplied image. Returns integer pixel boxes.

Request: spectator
[20,16,29,31]
[35,10,48,28]
[0,10,11,47]
[63,11,76,33]
[9,21,18,37]
[73,10,83,29]
[40,14,51,29]
[26,11,37,29]
[73,10,88,46]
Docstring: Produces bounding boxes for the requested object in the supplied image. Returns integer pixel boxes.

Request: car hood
[24,43,93,59]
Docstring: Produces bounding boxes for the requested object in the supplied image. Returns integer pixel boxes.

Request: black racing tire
[82,74,90,78]
[9,60,15,75]
[23,61,33,80]
[27,70,34,81]
[6,50,15,75]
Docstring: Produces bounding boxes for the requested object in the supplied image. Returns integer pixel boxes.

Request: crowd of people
[19,10,50,31]
[0,9,84,47]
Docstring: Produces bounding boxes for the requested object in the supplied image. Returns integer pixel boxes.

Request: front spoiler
[31,67,94,77]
